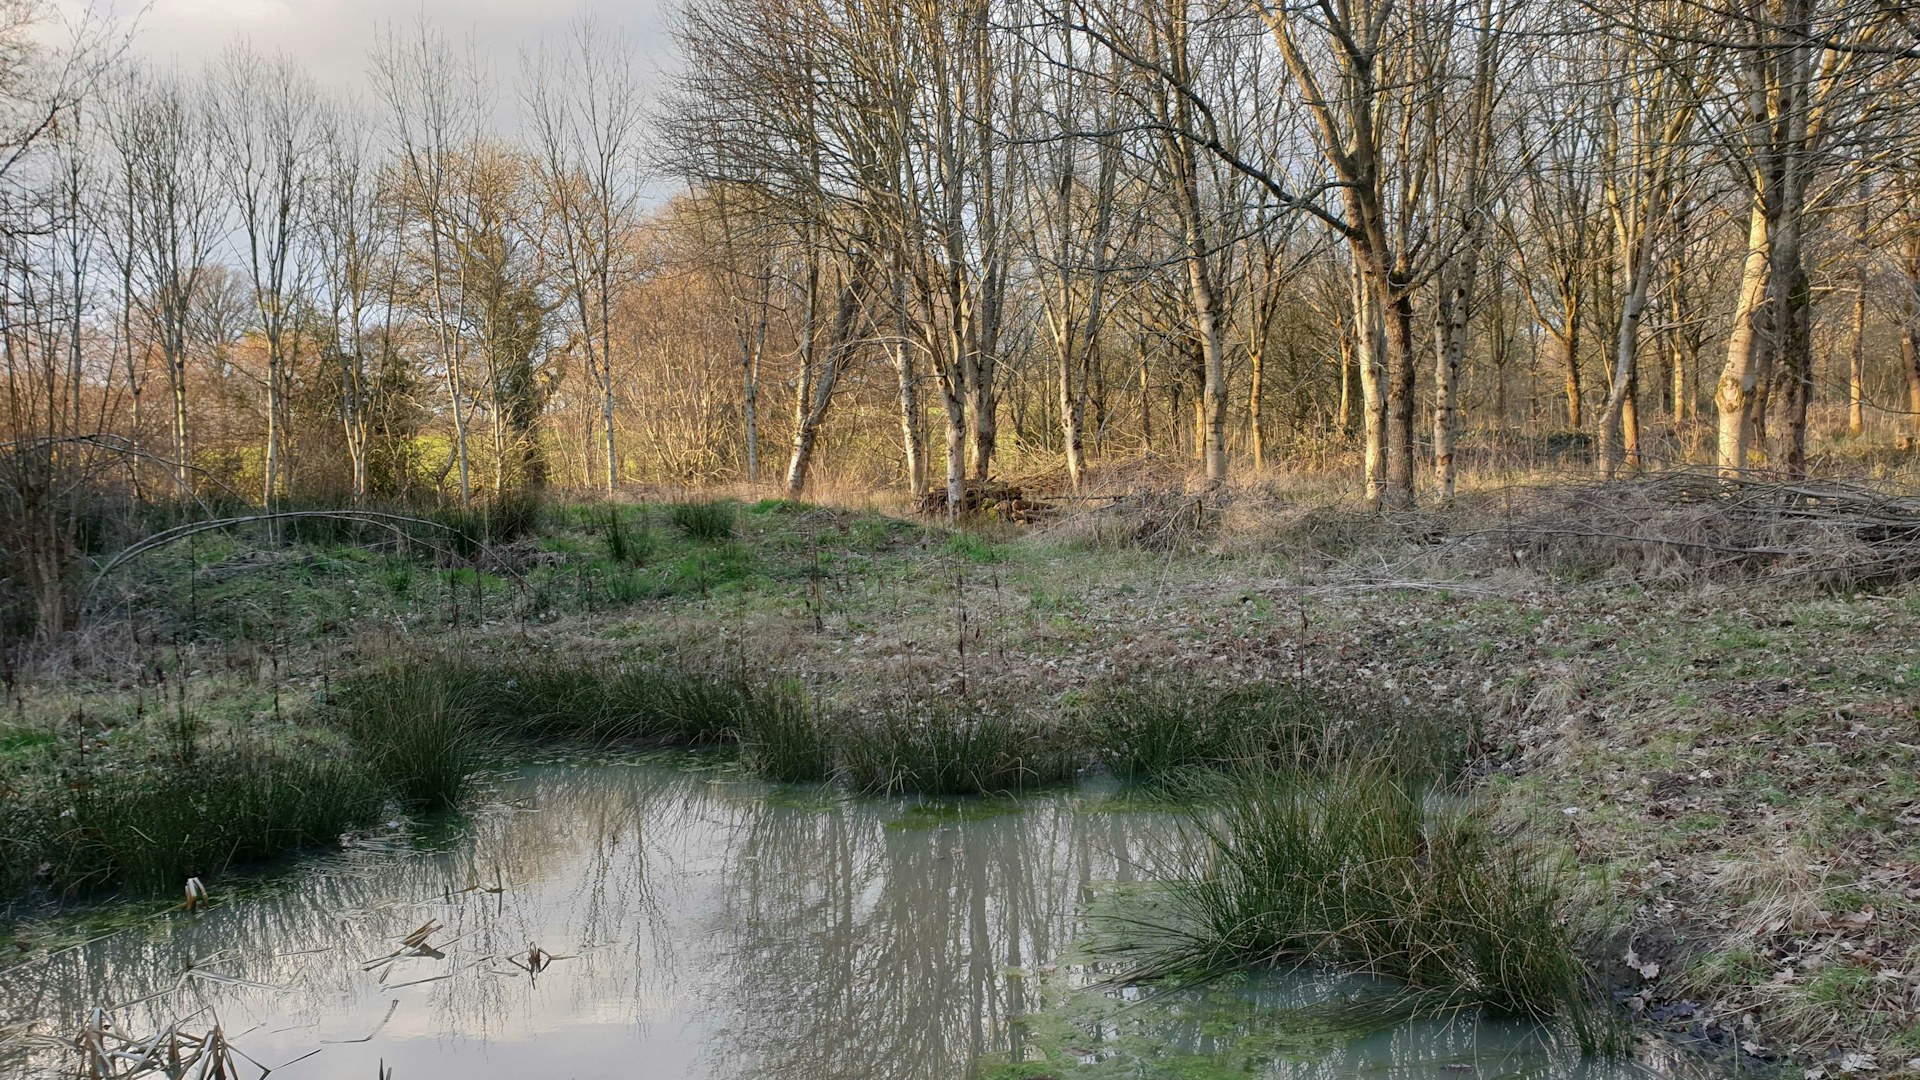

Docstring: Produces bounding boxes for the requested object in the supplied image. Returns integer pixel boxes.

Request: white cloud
[53,0,678,110]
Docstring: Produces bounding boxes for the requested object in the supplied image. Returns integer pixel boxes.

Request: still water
[1,761,1678,1079]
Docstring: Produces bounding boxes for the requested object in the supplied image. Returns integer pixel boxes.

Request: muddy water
[1,761,1674,1080]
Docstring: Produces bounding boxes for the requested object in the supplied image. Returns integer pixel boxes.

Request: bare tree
[525,15,648,497]
[208,45,320,506]
[105,67,223,496]
[372,19,487,506]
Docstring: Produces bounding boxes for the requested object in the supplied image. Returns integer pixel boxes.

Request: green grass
[1133,764,1602,1048]
[1077,678,1466,786]
[1,744,383,898]
[737,682,835,783]
[604,506,657,566]
[669,500,737,542]
[839,696,1075,796]
[333,655,754,804]
[333,663,477,806]
[942,531,1005,563]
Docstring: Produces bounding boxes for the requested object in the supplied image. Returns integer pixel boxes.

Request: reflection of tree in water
[1,765,708,1073]
[702,794,1177,1080]
[2,768,1630,1080]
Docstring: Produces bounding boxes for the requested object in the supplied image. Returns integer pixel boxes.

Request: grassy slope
[3,495,1916,1069]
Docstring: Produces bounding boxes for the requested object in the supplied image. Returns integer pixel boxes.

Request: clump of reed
[1076,677,1465,787]
[603,506,656,566]
[737,681,835,784]
[332,655,755,803]
[668,500,737,542]
[1133,762,1602,1049]
[333,663,477,806]
[335,655,1085,798]
[2,744,382,898]
[839,695,1076,796]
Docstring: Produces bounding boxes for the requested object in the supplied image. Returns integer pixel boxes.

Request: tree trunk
[891,253,927,497]
[1717,196,1771,476]
[1354,269,1389,509]
[1249,342,1265,472]
[943,386,967,520]
[1561,308,1583,430]
[784,258,866,498]
[1383,281,1417,508]
[1433,282,1467,501]
[1904,326,1920,441]
[1599,248,1654,477]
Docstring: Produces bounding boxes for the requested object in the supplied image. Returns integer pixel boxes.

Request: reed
[2,746,382,897]
[838,696,1075,796]
[1134,763,1602,1048]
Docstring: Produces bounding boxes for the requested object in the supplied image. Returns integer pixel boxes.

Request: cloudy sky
[54,0,683,112]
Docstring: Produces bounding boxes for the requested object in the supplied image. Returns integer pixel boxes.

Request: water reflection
[0,763,1679,1080]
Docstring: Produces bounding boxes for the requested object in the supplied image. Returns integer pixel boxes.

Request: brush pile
[918,481,1053,524]
[1476,469,1920,590]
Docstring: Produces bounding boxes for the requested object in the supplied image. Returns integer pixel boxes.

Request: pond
[1,760,1683,1080]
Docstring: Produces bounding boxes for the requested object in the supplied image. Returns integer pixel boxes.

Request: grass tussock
[604,506,656,566]
[1077,677,1466,787]
[737,682,835,784]
[333,664,477,807]
[669,500,737,542]
[2,745,382,898]
[1135,764,1602,1048]
[839,695,1075,796]
[334,656,751,803]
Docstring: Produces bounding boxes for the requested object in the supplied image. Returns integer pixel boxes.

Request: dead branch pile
[918,481,1054,524]
[1472,470,1920,590]
[1036,489,1219,551]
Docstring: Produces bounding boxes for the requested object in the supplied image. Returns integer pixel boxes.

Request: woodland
[2,0,1920,1076]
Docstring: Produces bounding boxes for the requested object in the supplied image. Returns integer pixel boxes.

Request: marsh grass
[604,506,656,566]
[334,657,753,803]
[2,746,382,897]
[839,696,1075,796]
[1079,678,1466,786]
[1132,764,1605,1049]
[738,682,834,783]
[669,500,737,542]
[333,665,477,806]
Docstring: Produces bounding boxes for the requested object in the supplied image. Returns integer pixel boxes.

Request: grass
[669,500,737,542]
[604,506,657,566]
[737,682,835,783]
[1,744,383,898]
[839,695,1076,796]
[333,663,476,806]
[21,479,1916,1068]
[1076,678,1466,786]
[1134,763,1603,1049]
[334,657,1083,798]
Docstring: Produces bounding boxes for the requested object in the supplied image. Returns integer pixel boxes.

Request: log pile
[918,481,1054,524]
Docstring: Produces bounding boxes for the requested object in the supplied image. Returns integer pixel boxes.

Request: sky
[51,0,683,118]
